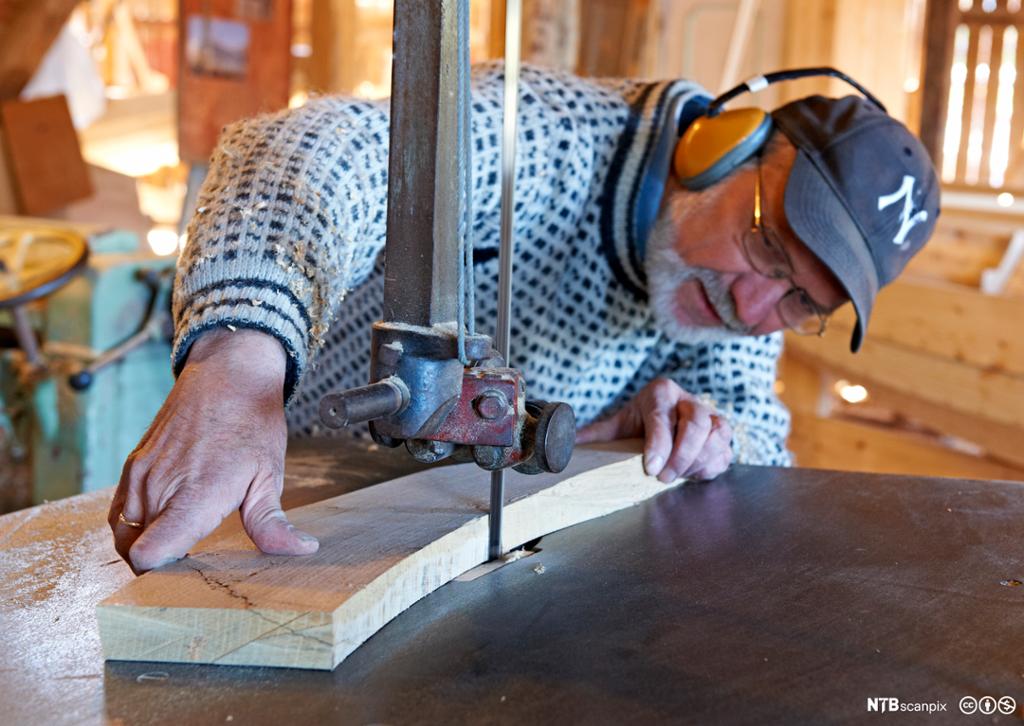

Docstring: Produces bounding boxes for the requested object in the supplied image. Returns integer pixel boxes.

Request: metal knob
[513,400,576,475]
[68,370,93,391]
[319,377,411,429]
[531,401,576,473]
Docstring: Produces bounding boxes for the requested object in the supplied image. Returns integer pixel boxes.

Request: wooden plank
[489,0,507,58]
[827,279,1024,377]
[906,238,1008,287]
[788,412,1024,481]
[0,0,80,100]
[827,0,916,122]
[1008,9,1024,189]
[956,22,980,184]
[778,0,838,105]
[784,329,1024,430]
[0,95,93,215]
[97,441,668,670]
[577,0,650,77]
[932,206,1024,234]
[522,0,580,71]
[978,20,1005,186]
[784,338,1024,469]
[908,212,1013,287]
[309,0,352,95]
[960,2,1022,24]
[918,0,957,165]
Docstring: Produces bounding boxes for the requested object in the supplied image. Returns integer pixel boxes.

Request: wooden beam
[785,330,1024,430]
[488,0,506,58]
[918,0,957,164]
[828,279,1024,377]
[0,0,80,100]
[309,0,359,95]
[788,412,1024,481]
[784,337,1024,470]
[907,217,1011,287]
[521,0,580,71]
[97,441,666,670]
[778,0,837,105]
[576,0,650,77]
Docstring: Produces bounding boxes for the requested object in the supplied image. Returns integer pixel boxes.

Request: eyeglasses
[740,157,830,336]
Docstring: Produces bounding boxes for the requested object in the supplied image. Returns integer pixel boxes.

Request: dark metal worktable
[2,439,1023,725]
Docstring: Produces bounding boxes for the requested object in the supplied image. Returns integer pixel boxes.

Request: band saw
[317,0,576,560]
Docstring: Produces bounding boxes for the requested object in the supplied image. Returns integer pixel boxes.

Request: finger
[689,449,733,481]
[659,401,713,483]
[108,456,135,530]
[113,519,145,565]
[692,436,733,481]
[108,485,125,531]
[127,495,228,573]
[240,473,319,556]
[711,414,733,444]
[641,404,678,478]
[113,493,147,563]
[110,462,148,564]
[576,408,631,444]
[684,415,733,466]
[683,416,733,477]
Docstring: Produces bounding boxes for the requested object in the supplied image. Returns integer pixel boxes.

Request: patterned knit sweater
[173,63,793,466]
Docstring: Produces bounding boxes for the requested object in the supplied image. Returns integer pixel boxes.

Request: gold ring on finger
[118,512,144,529]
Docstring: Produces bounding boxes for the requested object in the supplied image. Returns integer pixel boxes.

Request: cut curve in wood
[97,441,666,670]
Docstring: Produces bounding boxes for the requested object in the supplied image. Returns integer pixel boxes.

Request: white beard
[644,191,752,346]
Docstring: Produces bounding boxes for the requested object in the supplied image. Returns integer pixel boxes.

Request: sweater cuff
[171,298,305,404]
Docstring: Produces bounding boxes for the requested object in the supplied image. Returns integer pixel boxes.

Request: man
[110,63,939,573]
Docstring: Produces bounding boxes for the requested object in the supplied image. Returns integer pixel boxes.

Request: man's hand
[576,377,733,482]
[108,328,318,574]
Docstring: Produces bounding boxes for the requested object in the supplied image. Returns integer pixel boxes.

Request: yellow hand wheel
[0,227,89,309]
[0,226,89,368]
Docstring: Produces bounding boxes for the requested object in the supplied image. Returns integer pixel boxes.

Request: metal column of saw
[318,0,576,484]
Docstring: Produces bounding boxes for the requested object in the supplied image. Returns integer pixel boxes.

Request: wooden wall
[778,0,921,124]
[779,216,1024,482]
[309,0,507,97]
[572,0,921,123]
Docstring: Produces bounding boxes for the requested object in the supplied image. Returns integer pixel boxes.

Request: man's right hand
[108,328,319,574]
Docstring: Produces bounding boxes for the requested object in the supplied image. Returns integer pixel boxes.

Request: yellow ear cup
[674,107,773,190]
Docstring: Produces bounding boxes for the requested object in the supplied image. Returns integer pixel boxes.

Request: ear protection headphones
[673,67,887,190]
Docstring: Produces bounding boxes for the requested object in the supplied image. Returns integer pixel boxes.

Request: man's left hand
[576,377,733,482]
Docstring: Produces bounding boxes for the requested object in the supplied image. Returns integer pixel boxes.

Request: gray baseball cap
[772,95,940,351]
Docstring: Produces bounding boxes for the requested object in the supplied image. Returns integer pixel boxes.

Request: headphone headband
[707,67,887,117]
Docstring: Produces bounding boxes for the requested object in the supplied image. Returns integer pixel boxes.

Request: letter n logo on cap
[877,175,929,248]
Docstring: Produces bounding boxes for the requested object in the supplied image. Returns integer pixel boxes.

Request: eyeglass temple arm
[753,159,762,227]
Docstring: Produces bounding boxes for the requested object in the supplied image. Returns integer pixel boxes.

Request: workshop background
[0,0,1021,514]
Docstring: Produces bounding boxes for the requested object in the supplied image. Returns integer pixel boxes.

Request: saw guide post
[97,441,670,671]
